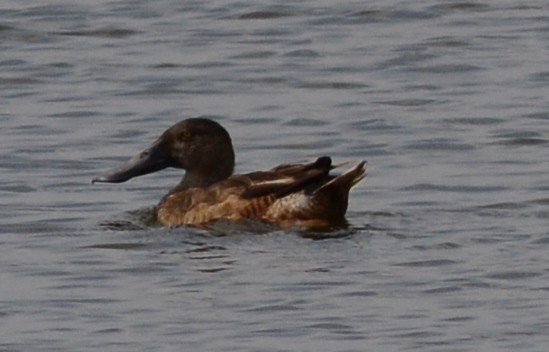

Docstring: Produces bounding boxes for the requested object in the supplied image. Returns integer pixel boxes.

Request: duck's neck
[169,167,233,194]
[169,148,235,193]
[183,172,226,188]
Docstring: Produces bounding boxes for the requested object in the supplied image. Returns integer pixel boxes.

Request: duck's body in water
[93,118,367,228]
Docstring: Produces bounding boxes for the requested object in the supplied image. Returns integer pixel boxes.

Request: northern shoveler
[92,118,367,228]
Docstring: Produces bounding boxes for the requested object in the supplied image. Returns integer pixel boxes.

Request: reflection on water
[99,206,364,241]
[99,207,159,231]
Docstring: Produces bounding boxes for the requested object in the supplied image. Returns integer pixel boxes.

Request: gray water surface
[1,0,548,351]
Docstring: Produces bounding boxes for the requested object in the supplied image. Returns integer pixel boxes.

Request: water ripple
[55,28,138,38]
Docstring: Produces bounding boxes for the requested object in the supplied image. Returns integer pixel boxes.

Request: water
[1,0,548,351]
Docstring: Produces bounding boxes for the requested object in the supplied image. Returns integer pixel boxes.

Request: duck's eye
[179,130,192,140]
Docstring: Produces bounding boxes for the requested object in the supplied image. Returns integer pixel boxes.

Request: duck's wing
[238,156,333,199]
[270,156,332,174]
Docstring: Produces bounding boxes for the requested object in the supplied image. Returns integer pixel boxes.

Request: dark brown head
[92,118,235,187]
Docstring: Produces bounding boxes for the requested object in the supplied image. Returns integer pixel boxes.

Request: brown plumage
[93,118,367,228]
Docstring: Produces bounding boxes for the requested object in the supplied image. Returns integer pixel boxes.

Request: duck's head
[92,118,235,187]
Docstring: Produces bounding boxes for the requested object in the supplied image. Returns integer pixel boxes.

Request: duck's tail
[305,161,367,224]
[315,160,367,195]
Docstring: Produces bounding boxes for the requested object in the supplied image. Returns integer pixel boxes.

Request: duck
[92,118,367,228]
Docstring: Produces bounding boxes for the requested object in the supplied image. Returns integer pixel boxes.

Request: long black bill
[92,141,171,184]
